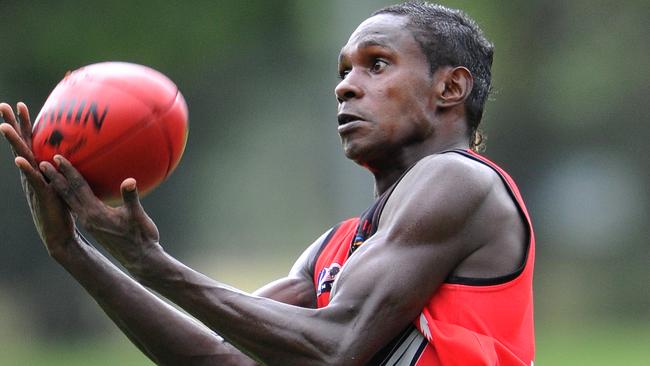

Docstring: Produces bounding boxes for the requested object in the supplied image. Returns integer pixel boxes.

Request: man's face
[336,14,436,169]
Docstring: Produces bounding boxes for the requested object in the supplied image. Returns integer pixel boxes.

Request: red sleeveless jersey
[312,150,535,365]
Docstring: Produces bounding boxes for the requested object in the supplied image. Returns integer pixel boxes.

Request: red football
[32,62,189,202]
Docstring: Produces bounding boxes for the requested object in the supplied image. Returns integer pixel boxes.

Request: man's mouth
[337,113,363,126]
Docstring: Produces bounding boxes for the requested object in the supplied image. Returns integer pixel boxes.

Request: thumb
[120,178,144,214]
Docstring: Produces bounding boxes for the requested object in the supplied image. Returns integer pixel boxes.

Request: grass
[1,322,648,365]
[535,321,650,366]
[1,337,151,366]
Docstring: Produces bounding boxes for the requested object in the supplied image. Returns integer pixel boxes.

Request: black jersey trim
[373,325,414,365]
[307,223,343,278]
[409,339,428,366]
[370,325,427,366]
[445,265,526,286]
[443,149,531,286]
[367,164,419,238]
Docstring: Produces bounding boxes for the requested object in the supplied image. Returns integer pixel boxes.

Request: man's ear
[436,66,473,108]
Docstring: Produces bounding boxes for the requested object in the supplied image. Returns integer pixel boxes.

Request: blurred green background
[1,1,648,365]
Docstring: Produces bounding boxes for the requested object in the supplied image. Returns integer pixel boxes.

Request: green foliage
[0,0,648,362]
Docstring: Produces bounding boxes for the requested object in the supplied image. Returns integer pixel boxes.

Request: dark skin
[1,13,525,366]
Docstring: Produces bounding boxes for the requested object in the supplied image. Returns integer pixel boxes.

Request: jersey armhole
[443,149,532,286]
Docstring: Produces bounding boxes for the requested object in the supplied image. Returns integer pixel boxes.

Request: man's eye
[370,59,388,73]
[339,69,351,80]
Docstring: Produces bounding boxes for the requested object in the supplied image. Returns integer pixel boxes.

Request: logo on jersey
[349,234,366,254]
[316,263,341,296]
[418,313,433,341]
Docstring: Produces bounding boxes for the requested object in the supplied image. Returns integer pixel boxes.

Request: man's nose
[335,72,364,103]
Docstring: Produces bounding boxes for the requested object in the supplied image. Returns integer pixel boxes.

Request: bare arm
[58,231,320,366]
[58,233,256,365]
[44,151,491,365]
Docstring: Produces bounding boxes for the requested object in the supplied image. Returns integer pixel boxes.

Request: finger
[16,102,33,144]
[0,103,20,137]
[15,156,47,189]
[120,178,145,215]
[39,161,83,210]
[0,123,17,156]
[53,155,96,198]
[0,123,38,166]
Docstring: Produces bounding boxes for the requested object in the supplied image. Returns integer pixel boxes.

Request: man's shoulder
[377,151,505,239]
[404,151,498,199]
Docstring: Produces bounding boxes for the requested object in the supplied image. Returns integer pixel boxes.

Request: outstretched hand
[39,155,162,271]
[0,102,76,258]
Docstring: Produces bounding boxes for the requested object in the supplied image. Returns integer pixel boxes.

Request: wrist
[49,233,87,265]
[124,243,170,283]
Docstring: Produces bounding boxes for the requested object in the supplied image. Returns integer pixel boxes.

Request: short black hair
[372,2,494,150]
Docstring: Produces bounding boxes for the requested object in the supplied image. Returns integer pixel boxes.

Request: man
[1,2,534,365]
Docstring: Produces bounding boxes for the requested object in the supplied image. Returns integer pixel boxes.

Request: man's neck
[371,139,469,196]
